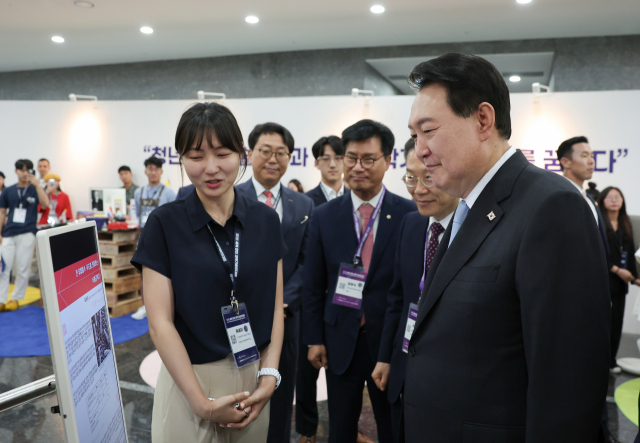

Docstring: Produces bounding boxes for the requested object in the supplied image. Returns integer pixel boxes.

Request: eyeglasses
[343,155,385,169]
[317,155,343,164]
[257,148,291,163]
[401,172,433,188]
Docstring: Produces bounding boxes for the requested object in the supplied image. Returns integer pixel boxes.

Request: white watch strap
[256,368,281,390]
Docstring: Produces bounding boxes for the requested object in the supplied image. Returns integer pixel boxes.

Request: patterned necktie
[263,190,274,208]
[425,222,445,272]
[358,204,374,327]
[449,200,469,247]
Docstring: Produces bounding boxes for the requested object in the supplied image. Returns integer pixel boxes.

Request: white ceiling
[1,0,639,73]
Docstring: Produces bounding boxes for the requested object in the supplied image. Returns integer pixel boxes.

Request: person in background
[37,158,50,180]
[37,173,73,225]
[303,119,416,443]
[132,156,176,320]
[587,181,600,202]
[288,179,304,193]
[296,134,347,443]
[176,183,195,200]
[118,165,139,211]
[305,136,346,208]
[236,122,314,443]
[0,172,5,192]
[0,160,50,312]
[372,138,458,441]
[597,187,640,373]
[131,101,285,442]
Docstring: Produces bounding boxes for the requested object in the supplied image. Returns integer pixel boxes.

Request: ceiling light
[516,0,532,3]
[509,75,521,82]
[245,15,259,24]
[370,5,385,13]
[51,36,64,43]
[74,1,94,7]
[140,26,153,34]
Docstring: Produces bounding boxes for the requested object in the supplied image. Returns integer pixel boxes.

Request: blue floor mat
[0,306,148,358]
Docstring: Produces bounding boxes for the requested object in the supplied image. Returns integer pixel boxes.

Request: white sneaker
[131,305,147,320]
[610,366,622,374]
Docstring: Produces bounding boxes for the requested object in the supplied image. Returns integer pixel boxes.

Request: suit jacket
[235,180,314,341]
[302,190,416,375]
[378,211,429,404]
[176,184,195,200]
[306,183,350,208]
[404,151,610,443]
[586,193,612,268]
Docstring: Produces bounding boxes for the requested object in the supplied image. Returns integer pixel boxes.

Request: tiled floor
[1,330,639,443]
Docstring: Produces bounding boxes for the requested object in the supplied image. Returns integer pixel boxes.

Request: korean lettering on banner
[520,149,535,164]
[543,150,562,172]
[143,146,180,165]
[389,148,406,170]
[75,260,99,278]
[290,147,309,167]
[593,149,628,173]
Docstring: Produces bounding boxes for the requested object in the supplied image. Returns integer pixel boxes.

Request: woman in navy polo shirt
[132,102,285,442]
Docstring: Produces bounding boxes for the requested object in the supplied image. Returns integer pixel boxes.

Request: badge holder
[333,259,367,309]
[402,303,419,353]
[221,300,260,369]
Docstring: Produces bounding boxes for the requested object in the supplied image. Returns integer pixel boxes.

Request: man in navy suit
[404,53,609,443]
[235,122,314,443]
[371,138,458,442]
[303,119,416,443]
[296,135,347,443]
[557,136,617,443]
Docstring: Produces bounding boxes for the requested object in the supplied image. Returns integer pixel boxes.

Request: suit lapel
[413,151,530,334]
[366,193,399,281]
[239,180,259,201]
[337,195,359,260]
[280,187,295,234]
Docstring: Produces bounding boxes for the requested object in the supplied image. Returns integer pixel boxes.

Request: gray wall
[0,35,638,100]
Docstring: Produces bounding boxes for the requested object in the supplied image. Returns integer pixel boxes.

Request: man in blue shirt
[0,159,50,312]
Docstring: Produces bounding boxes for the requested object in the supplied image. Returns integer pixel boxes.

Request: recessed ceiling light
[140,26,153,34]
[370,5,385,13]
[74,1,94,7]
[516,0,532,3]
[245,15,259,24]
[51,36,65,43]
[509,75,521,83]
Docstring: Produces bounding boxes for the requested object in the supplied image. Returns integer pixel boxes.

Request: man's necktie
[449,200,469,246]
[358,204,374,327]
[263,190,274,208]
[425,222,445,272]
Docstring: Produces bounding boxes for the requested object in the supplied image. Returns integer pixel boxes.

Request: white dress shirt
[351,187,384,242]
[462,146,517,210]
[320,181,345,201]
[252,176,283,221]
[566,178,599,225]
[428,211,454,245]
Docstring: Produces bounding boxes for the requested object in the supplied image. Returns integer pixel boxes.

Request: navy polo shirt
[0,184,39,237]
[131,189,287,364]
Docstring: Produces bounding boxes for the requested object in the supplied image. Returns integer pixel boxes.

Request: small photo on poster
[91,307,111,367]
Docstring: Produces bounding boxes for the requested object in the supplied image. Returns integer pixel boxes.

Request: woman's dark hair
[174,102,247,183]
[598,186,633,242]
[342,119,395,157]
[248,122,295,154]
[288,179,304,193]
[407,53,512,140]
[311,136,344,159]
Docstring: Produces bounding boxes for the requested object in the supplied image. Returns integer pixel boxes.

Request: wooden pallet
[102,265,137,280]
[98,230,138,244]
[101,253,134,268]
[106,288,139,306]
[104,274,140,293]
[108,296,143,318]
[99,242,136,256]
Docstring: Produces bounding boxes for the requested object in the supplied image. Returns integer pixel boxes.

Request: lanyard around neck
[351,186,386,266]
[207,222,242,312]
[145,185,163,200]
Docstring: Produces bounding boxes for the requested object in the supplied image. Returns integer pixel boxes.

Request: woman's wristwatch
[256,368,281,390]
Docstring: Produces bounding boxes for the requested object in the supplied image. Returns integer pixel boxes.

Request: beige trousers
[151,353,269,443]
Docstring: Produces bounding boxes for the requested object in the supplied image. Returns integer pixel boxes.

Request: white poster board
[36,222,128,443]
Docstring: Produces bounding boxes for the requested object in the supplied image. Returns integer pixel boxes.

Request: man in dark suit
[403,53,610,443]
[235,122,314,443]
[303,119,416,443]
[557,136,617,442]
[371,138,458,442]
[296,135,347,443]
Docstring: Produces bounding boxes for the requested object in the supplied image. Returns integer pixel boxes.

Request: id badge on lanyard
[333,187,385,309]
[208,224,260,368]
[13,188,28,224]
[402,303,419,353]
